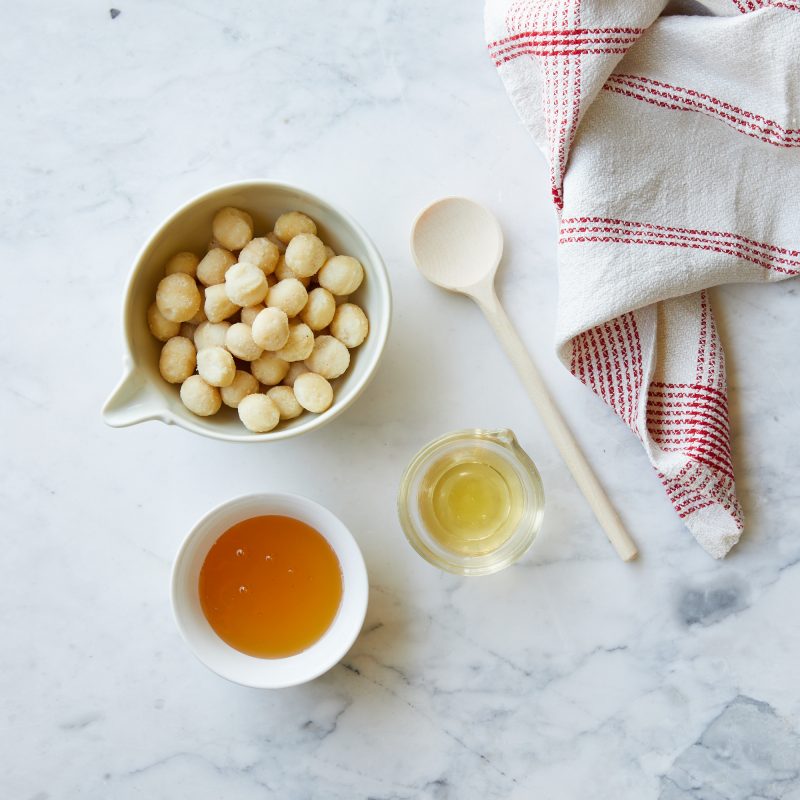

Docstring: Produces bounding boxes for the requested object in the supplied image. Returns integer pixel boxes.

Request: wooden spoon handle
[474,286,638,562]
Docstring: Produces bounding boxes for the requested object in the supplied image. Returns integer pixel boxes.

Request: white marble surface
[3,2,800,798]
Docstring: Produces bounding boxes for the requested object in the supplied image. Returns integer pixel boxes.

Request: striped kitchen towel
[485,0,800,558]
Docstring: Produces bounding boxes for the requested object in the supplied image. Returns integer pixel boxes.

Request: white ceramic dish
[102,181,391,442]
[171,493,368,688]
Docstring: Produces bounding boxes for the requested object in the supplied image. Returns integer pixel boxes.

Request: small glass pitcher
[398,429,545,576]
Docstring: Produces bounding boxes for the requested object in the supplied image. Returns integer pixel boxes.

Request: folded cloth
[484,0,800,558]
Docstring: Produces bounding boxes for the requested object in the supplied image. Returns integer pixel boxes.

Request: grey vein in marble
[660,696,800,799]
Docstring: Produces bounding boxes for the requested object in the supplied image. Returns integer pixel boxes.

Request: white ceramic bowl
[103,181,391,442]
[171,493,368,688]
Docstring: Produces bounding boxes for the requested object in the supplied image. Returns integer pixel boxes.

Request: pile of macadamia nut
[147,207,369,433]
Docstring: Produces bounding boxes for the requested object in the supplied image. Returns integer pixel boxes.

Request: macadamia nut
[274,256,290,280]
[197,346,236,387]
[282,362,309,387]
[189,305,207,325]
[159,336,196,384]
[204,283,239,323]
[274,211,316,243]
[156,273,202,323]
[304,335,350,379]
[300,287,336,331]
[317,255,364,296]
[212,207,254,251]
[197,247,237,286]
[266,385,303,420]
[266,231,286,253]
[225,322,263,361]
[240,304,264,326]
[294,372,333,413]
[285,233,326,278]
[251,353,290,386]
[275,255,310,287]
[180,375,221,416]
[165,251,199,277]
[275,323,314,362]
[194,320,230,350]
[251,307,289,351]
[331,303,369,348]
[239,237,280,275]
[225,262,268,307]
[147,302,180,341]
[238,393,280,433]
[221,370,259,408]
[267,278,308,318]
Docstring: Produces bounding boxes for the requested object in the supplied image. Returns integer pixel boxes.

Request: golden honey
[199,515,342,658]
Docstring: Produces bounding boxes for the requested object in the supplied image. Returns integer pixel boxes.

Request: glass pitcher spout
[484,428,517,448]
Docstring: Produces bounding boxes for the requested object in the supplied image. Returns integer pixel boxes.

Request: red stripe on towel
[602,74,800,148]
[487,26,644,48]
[559,218,800,275]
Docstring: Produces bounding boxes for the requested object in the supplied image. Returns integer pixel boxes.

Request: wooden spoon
[410,197,638,562]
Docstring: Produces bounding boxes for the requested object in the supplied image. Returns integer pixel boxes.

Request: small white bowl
[103,180,391,442]
[171,493,368,688]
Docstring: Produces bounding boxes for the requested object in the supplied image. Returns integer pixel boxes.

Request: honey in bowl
[199,515,343,658]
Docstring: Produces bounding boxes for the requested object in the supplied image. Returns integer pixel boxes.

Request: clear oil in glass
[418,447,525,556]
